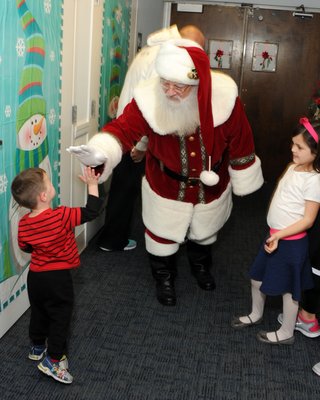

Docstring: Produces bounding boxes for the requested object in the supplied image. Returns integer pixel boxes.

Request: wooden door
[171,4,320,182]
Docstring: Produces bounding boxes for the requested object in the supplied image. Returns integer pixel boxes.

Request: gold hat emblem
[187,68,198,80]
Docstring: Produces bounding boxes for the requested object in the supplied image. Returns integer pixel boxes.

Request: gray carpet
[1,182,320,399]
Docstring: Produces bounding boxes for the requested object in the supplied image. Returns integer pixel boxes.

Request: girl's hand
[78,166,100,185]
[264,234,279,254]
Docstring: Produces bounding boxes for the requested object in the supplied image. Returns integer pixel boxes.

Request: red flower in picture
[260,51,273,69]
[214,49,224,68]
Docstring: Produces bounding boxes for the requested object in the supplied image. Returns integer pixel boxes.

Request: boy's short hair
[11,168,47,209]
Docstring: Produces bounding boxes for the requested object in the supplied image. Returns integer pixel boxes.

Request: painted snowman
[9,0,51,272]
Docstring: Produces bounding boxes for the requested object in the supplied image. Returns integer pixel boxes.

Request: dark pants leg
[301,274,320,314]
[149,253,177,306]
[97,152,145,250]
[28,270,74,360]
[186,241,216,291]
[304,211,320,314]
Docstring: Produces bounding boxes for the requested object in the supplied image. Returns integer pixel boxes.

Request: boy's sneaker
[28,345,47,361]
[38,355,73,384]
[277,313,320,338]
[59,355,69,370]
[99,239,137,252]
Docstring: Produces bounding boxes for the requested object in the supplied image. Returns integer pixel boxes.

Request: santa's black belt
[162,157,223,186]
[163,165,200,185]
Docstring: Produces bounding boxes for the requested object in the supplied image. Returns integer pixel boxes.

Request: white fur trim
[155,39,202,85]
[211,72,238,126]
[147,25,180,47]
[134,71,237,134]
[229,156,264,196]
[188,183,233,241]
[142,178,233,243]
[142,177,193,243]
[88,133,122,182]
[145,233,179,256]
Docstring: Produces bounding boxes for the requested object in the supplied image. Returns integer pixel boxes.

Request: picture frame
[252,42,278,72]
[209,39,233,70]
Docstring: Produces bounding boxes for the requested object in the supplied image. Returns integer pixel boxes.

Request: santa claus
[68,38,264,306]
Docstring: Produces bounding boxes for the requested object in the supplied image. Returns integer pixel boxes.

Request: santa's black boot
[149,253,177,306]
[187,241,216,291]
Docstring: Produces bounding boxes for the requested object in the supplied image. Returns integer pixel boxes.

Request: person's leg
[186,240,215,290]
[27,271,49,360]
[238,279,265,324]
[44,270,74,361]
[37,270,74,384]
[263,293,298,342]
[98,152,144,250]
[145,230,179,306]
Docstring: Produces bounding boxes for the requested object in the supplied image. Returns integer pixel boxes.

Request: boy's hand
[78,166,100,185]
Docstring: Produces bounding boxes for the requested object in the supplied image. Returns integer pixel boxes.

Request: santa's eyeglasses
[160,78,191,95]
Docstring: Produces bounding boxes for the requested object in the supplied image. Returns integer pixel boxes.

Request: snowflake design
[53,160,59,171]
[5,105,11,118]
[48,108,56,125]
[49,50,55,62]
[44,0,52,14]
[106,18,111,26]
[0,173,8,194]
[115,6,122,23]
[122,21,125,32]
[16,38,25,57]
[110,48,114,59]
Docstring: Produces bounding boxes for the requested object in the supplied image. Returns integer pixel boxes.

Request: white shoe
[277,313,320,338]
[99,239,137,252]
[312,362,320,376]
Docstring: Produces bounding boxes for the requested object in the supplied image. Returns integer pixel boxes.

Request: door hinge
[72,105,77,124]
[91,100,96,118]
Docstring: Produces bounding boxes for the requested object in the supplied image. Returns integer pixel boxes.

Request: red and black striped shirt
[18,195,103,272]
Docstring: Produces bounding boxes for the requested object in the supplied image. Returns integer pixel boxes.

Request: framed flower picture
[252,42,278,72]
[209,39,233,70]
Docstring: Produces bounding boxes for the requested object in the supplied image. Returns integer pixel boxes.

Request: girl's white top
[267,164,320,230]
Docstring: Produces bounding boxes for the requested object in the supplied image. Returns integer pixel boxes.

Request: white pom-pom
[200,170,220,186]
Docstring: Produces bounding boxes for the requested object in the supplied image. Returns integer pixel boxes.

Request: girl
[232,117,320,345]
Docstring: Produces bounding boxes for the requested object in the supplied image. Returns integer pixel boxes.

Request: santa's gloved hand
[66,145,107,167]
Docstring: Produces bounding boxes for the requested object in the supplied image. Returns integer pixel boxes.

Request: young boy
[11,166,103,384]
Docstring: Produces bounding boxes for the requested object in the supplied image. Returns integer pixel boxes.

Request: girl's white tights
[239,279,265,324]
[239,280,299,342]
[266,293,299,342]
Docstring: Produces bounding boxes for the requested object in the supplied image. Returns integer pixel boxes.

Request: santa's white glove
[66,145,107,167]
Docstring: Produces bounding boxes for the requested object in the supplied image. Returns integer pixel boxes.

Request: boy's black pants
[27,269,74,360]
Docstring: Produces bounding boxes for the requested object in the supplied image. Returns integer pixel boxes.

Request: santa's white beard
[154,83,200,137]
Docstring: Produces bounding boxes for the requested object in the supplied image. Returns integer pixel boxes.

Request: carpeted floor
[1,182,320,399]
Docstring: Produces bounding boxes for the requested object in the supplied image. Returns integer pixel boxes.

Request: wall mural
[99,0,131,127]
[0,0,62,337]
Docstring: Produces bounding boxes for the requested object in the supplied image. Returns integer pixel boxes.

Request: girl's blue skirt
[250,235,314,301]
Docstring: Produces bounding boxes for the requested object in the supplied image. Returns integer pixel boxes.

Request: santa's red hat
[155,39,219,186]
